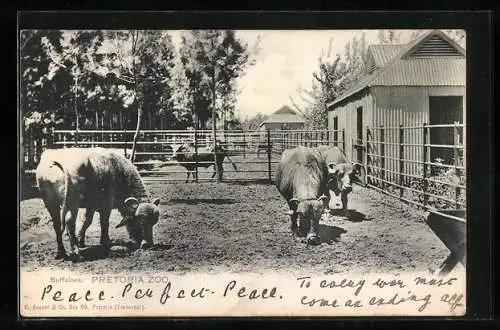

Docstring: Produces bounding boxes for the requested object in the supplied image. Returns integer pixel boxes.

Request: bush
[409,162,465,210]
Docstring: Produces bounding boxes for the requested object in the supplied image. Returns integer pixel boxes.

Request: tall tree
[101,30,176,160]
[178,30,252,181]
[241,113,268,131]
[293,33,368,129]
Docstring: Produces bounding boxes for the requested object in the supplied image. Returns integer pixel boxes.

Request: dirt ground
[20,156,450,275]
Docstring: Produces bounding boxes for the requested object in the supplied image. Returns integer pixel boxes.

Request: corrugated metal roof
[368,44,406,67]
[328,30,466,109]
[372,58,465,86]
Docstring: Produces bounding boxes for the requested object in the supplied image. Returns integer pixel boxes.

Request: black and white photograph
[19,25,468,317]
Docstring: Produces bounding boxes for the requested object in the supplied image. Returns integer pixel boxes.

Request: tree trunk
[130,105,142,162]
[129,31,141,162]
[211,74,220,183]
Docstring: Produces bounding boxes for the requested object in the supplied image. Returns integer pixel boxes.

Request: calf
[315,145,361,219]
[275,146,329,245]
[171,143,237,182]
[36,148,161,259]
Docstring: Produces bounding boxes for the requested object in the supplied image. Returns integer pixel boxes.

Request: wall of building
[371,86,465,177]
[327,89,373,162]
[328,85,465,180]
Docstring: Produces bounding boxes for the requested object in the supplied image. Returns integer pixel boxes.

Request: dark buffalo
[315,145,361,219]
[171,143,237,182]
[275,146,329,245]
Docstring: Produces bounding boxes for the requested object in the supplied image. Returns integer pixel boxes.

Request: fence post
[243,133,246,158]
[422,123,429,207]
[123,128,127,158]
[366,126,370,186]
[380,126,385,190]
[267,128,272,183]
[194,129,199,183]
[281,131,285,154]
[326,131,330,145]
[399,124,404,199]
[453,121,460,208]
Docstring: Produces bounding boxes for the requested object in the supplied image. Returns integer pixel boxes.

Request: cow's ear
[352,163,362,175]
[289,198,299,209]
[328,163,339,174]
[116,217,129,228]
[317,195,328,202]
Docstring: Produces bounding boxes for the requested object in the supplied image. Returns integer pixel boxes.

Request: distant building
[259,105,306,131]
[327,30,465,167]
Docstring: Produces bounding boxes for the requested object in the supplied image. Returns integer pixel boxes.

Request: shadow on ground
[169,198,238,205]
[318,224,347,244]
[226,179,273,186]
[329,208,369,222]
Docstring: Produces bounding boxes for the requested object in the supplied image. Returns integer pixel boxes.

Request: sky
[170,29,424,120]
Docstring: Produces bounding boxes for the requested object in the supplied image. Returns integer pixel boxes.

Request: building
[259,105,306,131]
[327,30,465,172]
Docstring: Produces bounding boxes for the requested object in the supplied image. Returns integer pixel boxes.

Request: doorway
[429,96,464,165]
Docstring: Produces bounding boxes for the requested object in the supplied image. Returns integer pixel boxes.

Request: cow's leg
[287,202,298,234]
[306,216,320,245]
[78,208,95,248]
[46,204,66,259]
[217,162,224,182]
[210,164,217,180]
[185,170,191,183]
[98,208,112,250]
[341,191,350,219]
[66,205,80,256]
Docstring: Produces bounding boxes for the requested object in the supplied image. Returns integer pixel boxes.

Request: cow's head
[284,195,328,245]
[171,143,191,162]
[327,162,362,195]
[116,197,161,249]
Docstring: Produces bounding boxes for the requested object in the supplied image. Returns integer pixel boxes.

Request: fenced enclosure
[365,123,465,211]
[22,124,465,212]
[23,129,345,184]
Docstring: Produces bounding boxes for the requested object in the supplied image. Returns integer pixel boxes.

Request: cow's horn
[318,195,328,201]
[116,217,128,228]
[124,197,140,209]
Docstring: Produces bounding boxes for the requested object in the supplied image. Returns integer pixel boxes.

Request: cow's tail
[52,161,70,234]
[225,155,238,171]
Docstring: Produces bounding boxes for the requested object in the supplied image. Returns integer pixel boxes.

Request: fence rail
[22,124,465,213]
[22,128,345,184]
[365,122,466,211]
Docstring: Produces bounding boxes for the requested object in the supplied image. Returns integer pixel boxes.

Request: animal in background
[171,142,237,182]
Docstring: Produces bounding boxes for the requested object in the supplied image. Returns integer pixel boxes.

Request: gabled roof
[259,105,306,127]
[328,30,466,109]
[368,44,406,68]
